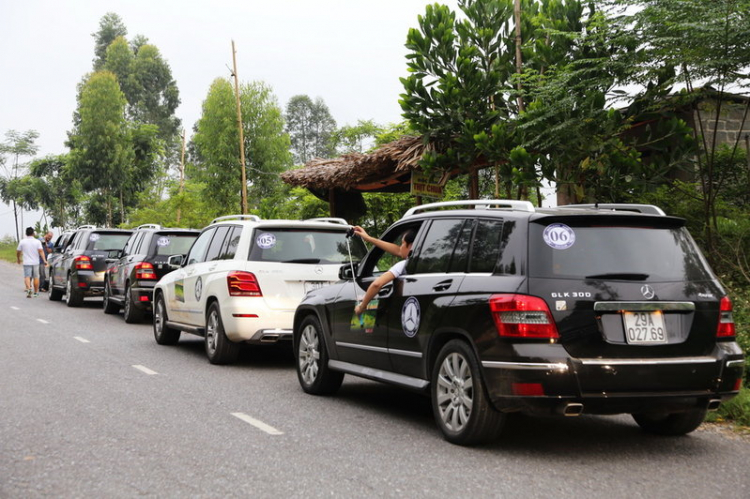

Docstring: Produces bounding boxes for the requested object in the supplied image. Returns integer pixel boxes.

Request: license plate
[622,311,667,344]
[304,281,326,293]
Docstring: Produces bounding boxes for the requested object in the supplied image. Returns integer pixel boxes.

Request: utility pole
[176,129,186,225]
[232,40,248,215]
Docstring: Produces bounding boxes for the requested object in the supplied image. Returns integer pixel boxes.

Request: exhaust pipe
[560,403,584,416]
[707,399,722,411]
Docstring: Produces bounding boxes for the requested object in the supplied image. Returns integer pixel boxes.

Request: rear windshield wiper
[281,258,321,264]
[585,272,650,281]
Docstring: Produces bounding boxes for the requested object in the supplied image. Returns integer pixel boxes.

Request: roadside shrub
[706,388,750,428]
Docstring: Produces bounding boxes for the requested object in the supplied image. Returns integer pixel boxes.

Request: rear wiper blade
[282,258,321,264]
[585,273,650,281]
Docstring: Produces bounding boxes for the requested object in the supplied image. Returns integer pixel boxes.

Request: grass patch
[0,239,17,263]
[706,388,750,428]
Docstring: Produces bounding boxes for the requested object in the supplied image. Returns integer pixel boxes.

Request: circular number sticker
[256,233,276,249]
[543,224,575,250]
[89,233,100,242]
[156,237,170,247]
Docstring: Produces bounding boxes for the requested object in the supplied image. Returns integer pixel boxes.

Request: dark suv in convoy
[49,226,132,307]
[292,200,745,445]
[103,224,199,323]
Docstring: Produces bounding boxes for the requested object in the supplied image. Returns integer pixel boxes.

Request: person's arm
[16,249,22,264]
[352,226,401,257]
[354,271,395,315]
[38,248,48,266]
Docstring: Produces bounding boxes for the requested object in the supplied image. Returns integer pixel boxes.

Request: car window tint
[469,220,504,273]
[219,227,240,260]
[413,219,465,274]
[121,233,137,256]
[150,233,200,256]
[528,223,713,281]
[248,228,366,264]
[86,233,131,251]
[448,219,473,273]
[205,226,230,262]
[187,228,216,265]
[496,220,521,275]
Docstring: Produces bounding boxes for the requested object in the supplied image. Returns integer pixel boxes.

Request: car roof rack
[76,224,97,230]
[211,214,262,224]
[562,203,666,216]
[304,217,349,225]
[404,199,535,217]
[136,224,161,230]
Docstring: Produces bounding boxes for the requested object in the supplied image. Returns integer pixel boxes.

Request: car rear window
[529,222,714,281]
[248,228,367,264]
[86,232,131,251]
[149,233,199,256]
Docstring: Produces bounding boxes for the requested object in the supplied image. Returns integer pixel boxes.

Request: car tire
[431,340,505,446]
[49,272,63,301]
[205,302,240,365]
[153,293,180,345]
[632,408,708,436]
[65,275,83,307]
[103,280,119,314]
[295,315,344,395]
[123,284,145,324]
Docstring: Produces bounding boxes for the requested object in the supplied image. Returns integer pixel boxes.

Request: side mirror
[338,262,358,281]
[168,254,185,270]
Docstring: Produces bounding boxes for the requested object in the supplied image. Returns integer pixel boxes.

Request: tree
[331,120,383,154]
[92,12,127,70]
[611,0,750,252]
[285,95,336,164]
[67,71,132,226]
[26,155,81,228]
[191,78,292,216]
[0,130,40,240]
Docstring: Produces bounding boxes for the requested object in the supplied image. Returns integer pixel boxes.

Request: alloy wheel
[298,324,320,385]
[435,352,474,432]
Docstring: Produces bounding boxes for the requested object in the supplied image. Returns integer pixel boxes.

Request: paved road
[1,260,749,498]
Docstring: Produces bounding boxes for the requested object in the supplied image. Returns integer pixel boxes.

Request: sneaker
[26,290,32,298]
[33,293,39,298]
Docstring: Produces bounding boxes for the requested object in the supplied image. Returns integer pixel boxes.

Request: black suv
[49,226,133,307]
[103,224,199,323]
[292,200,745,445]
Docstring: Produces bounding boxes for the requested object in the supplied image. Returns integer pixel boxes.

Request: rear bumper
[130,283,156,311]
[480,348,745,415]
[220,302,295,344]
[74,271,106,296]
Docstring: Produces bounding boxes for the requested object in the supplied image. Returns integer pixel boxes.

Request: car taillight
[135,262,157,280]
[75,255,93,270]
[227,271,262,297]
[717,296,735,338]
[489,294,559,339]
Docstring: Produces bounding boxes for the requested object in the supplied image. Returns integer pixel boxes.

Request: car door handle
[432,279,453,292]
[378,284,393,297]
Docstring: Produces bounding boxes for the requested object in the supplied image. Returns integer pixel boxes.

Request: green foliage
[0,237,17,263]
[126,179,213,229]
[191,78,291,216]
[28,154,82,228]
[285,95,337,164]
[706,388,750,428]
[92,12,127,70]
[331,120,384,154]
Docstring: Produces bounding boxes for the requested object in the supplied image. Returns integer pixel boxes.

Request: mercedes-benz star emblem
[640,284,655,300]
[401,297,421,338]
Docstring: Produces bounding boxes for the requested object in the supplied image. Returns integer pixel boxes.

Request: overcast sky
[0,0,466,238]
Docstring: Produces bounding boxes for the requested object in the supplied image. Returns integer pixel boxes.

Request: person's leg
[23,266,32,296]
[39,264,47,291]
[31,266,40,295]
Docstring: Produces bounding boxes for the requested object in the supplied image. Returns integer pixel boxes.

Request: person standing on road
[352,227,416,315]
[39,231,53,292]
[16,227,48,298]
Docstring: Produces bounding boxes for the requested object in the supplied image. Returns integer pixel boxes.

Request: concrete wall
[694,99,750,151]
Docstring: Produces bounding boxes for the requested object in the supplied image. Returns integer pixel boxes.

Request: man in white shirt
[16,227,48,298]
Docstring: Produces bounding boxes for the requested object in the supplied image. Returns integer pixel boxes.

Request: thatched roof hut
[280,135,435,193]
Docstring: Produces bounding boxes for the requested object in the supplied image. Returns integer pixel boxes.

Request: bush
[706,388,750,428]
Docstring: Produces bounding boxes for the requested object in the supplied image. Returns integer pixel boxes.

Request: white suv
[152,215,367,364]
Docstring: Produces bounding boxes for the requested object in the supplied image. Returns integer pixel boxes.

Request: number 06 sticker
[543,223,576,250]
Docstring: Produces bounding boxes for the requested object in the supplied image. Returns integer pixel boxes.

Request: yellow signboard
[411,171,447,199]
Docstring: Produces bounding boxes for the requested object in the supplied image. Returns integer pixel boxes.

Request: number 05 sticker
[543,224,576,250]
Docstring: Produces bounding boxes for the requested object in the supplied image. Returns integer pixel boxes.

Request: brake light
[227,271,262,297]
[489,294,559,339]
[75,255,93,270]
[717,296,735,338]
[135,262,157,280]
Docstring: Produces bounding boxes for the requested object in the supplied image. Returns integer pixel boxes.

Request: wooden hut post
[329,188,336,217]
